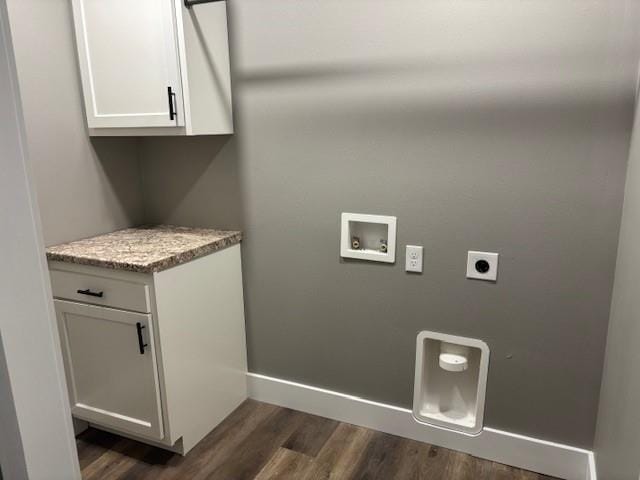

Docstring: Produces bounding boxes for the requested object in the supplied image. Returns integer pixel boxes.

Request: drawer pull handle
[136,322,148,355]
[77,288,104,298]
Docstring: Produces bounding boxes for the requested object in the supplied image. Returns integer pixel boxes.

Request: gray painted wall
[7,0,639,451]
[594,91,640,478]
[140,0,640,447]
[6,0,143,247]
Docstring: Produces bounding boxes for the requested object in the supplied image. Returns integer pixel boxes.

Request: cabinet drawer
[50,270,150,313]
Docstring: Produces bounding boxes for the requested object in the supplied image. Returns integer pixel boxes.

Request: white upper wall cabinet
[71,0,233,136]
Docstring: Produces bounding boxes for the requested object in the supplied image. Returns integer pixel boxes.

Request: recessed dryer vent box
[413,331,490,435]
[340,213,397,263]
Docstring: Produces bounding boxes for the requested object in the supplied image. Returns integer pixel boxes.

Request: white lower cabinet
[55,301,164,440]
[49,244,247,454]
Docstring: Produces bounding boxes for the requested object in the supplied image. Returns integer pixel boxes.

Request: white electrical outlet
[466,251,499,281]
[405,245,423,273]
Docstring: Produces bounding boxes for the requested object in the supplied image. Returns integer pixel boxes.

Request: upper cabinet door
[72,0,184,129]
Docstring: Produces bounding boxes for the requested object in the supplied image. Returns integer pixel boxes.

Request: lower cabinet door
[55,300,164,440]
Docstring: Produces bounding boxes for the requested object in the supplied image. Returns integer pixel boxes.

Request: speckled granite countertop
[46,225,242,273]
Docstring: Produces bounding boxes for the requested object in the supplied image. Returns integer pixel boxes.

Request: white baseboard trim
[247,373,594,480]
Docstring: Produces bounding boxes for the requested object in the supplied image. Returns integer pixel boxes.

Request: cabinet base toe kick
[79,420,186,455]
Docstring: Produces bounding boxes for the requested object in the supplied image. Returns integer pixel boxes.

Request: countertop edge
[46,232,242,274]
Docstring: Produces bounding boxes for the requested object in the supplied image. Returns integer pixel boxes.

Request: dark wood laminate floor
[77,400,560,480]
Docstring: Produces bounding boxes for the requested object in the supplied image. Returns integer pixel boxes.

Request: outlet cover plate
[405,245,423,273]
[466,251,499,281]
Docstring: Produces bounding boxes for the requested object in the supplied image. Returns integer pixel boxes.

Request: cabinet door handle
[77,288,104,298]
[136,322,148,355]
[167,86,177,121]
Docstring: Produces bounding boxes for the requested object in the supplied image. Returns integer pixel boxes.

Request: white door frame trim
[0,1,81,477]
